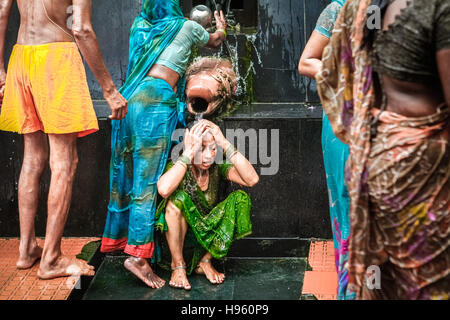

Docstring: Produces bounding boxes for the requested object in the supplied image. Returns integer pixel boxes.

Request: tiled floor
[301,240,338,300]
[0,238,99,300]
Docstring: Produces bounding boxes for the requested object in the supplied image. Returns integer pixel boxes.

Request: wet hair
[362,0,389,49]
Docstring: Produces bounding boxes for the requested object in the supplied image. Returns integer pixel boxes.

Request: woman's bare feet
[17,243,43,269]
[37,255,95,279]
[195,259,225,284]
[124,257,166,289]
[169,265,191,290]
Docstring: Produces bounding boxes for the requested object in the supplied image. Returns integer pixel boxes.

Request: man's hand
[73,0,127,120]
[104,89,128,120]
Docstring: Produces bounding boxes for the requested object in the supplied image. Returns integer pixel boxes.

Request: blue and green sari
[101,0,187,260]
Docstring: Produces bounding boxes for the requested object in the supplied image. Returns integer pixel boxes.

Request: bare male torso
[17,0,74,45]
[1,0,128,120]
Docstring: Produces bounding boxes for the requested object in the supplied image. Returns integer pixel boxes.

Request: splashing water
[195,113,204,123]
[245,34,263,66]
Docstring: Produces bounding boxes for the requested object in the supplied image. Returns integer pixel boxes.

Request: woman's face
[194,133,216,170]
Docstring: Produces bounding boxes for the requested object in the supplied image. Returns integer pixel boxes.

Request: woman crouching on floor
[156,119,259,290]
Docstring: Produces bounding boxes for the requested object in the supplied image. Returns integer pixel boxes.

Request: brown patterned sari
[316,0,449,299]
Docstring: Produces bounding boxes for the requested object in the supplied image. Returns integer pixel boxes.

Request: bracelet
[224,144,238,160]
[176,160,188,170]
[216,28,227,37]
[178,154,191,166]
[224,143,235,156]
[228,150,238,160]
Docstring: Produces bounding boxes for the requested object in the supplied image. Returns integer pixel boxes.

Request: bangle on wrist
[228,150,238,160]
[216,28,227,37]
[176,160,188,169]
[178,154,191,166]
[224,144,237,160]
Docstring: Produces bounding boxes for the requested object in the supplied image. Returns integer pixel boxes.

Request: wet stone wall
[0,1,332,241]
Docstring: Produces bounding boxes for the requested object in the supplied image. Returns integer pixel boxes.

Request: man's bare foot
[37,255,95,279]
[195,259,225,284]
[17,244,43,269]
[124,257,166,289]
[169,265,191,290]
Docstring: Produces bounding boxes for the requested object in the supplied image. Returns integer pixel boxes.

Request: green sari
[156,161,252,274]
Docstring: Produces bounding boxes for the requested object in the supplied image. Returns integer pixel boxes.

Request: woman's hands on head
[202,120,228,149]
[182,121,210,161]
[182,119,230,162]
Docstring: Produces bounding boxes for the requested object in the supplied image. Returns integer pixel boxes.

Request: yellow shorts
[0,42,99,137]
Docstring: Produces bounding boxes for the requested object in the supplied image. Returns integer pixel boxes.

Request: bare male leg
[16,132,48,269]
[37,133,94,279]
[0,0,126,276]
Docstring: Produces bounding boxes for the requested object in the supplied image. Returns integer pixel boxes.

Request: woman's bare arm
[224,153,259,188]
[203,120,259,187]
[157,161,188,199]
[157,123,207,198]
[298,30,330,79]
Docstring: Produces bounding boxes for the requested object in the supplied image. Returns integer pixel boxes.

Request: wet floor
[82,256,307,300]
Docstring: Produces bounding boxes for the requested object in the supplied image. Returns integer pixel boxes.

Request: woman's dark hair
[362,0,389,49]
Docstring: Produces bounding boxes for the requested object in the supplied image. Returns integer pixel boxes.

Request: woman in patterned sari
[156,120,259,290]
[100,0,228,288]
[316,0,449,299]
[298,0,351,300]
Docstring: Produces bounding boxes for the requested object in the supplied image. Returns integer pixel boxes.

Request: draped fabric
[101,77,179,260]
[120,0,188,125]
[316,0,450,299]
[101,0,188,260]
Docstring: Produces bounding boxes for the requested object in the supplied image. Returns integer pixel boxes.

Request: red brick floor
[0,238,99,300]
[302,240,338,300]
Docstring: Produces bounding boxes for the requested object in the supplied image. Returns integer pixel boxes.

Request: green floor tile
[83,256,306,300]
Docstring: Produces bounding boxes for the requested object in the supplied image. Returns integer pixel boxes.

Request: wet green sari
[156,161,252,274]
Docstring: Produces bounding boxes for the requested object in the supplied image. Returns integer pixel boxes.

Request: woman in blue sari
[298,0,353,300]
[100,0,228,288]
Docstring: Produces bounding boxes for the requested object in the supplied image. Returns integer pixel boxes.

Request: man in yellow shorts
[0,0,127,279]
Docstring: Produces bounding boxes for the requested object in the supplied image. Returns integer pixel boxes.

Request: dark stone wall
[253,0,329,103]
